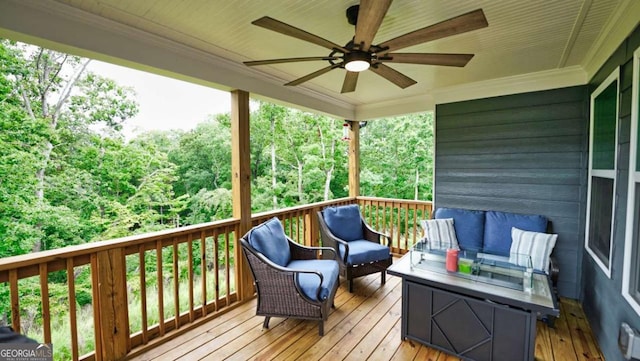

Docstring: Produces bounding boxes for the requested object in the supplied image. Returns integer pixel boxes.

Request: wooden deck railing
[358,196,433,254]
[0,196,431,360]
[0,219,242,360]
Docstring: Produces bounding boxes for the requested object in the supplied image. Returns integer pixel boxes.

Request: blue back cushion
[248,217,291,267]
[434,208,485,250]
[323,205,364,241]
[483,211,548,256]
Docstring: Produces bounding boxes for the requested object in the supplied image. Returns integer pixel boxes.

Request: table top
[409,245,533,292]
[387,253,559,316]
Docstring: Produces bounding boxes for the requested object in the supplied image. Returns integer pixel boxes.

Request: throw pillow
[420,218,460,250]
[509,227,557,273]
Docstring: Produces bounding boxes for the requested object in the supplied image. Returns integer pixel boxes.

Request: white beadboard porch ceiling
[0,0,638,120]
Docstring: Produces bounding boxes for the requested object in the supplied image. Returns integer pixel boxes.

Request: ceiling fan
[243,0,488,93]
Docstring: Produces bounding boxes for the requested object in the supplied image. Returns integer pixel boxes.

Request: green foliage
[360,113,434,201]
[0,39,434,359]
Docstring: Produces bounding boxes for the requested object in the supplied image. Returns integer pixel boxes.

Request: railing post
[231,89,254,301]
[348,120,360,197]
[93,248,129,360]
[305,207,320,248]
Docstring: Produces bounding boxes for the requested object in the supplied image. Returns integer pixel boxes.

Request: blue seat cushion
[288,259,339,301]
[434,208,485,251]
[248,217,290,267]
[338,240,390,265]
[323,205,364,241]
[483,211,548,256]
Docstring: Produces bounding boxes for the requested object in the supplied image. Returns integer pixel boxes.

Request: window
[585,68,619,277]
[623,47,640,314]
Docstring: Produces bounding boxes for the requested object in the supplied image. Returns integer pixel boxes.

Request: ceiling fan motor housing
[346,5,359,26]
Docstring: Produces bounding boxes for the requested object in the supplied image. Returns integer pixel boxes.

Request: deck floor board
[131,272,604,361]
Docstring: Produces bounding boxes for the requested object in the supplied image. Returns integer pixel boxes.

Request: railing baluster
[225,228,231,306]
[395,203,401,249]
[138,245,148,345]
[411,204,418,244]
[172,238,179,330]
[39,263,51,344]
[387,201,393,248]
[66,258,79,361]
[297,211,302,245]
[90,254,103,361]
[156,240,164,336]
[375,200,380,230]
[403,204,409,250]
[188,233,194,323]
[200,231,207,317]
[214,229,220,312]
[9,269,19,333]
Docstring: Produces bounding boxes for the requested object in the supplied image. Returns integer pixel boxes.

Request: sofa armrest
[549,255,559,287]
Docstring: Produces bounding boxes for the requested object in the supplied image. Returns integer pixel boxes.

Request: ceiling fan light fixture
[344,52,371,72]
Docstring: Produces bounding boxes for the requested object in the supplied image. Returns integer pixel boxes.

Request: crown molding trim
[355,66,587,120]
[433,66,587,105]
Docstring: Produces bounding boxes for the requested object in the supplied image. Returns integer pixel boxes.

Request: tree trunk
[26,50,91,252]
[318,125,335,201]
[297,160,303,201]
[414,169,420,200]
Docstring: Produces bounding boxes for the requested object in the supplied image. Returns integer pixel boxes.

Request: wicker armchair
[318,205,392,293]
[240,217,339,336]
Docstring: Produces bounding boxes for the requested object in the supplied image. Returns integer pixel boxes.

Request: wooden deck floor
[130,272,604,361]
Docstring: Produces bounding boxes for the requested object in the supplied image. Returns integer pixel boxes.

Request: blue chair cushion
[323,205,364,241]
[434,208,485,251]
[248,217,290,267]
[288,259,339,301]
[338,240,390,265]
[483,211,548,256]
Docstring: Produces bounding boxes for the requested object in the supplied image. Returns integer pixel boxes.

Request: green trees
[1,40,434,257]
[360,113,434,200]
[1,39,434,357]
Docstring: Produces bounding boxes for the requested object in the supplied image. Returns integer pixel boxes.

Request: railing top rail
[251,197,356,219]
[356,196,433,206]
[0,196,431,272]
[0,218,241,271]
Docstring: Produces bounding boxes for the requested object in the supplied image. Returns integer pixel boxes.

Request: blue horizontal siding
[435,85,589,299]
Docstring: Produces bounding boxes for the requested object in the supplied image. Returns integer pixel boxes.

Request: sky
[88,61,231,138]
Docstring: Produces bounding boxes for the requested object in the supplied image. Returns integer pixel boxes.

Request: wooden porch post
[348,120,360,197]
[231,89,254,301]
[93,248,129,360]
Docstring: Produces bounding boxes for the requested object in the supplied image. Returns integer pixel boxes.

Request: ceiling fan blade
[378,9,488,52]
[252,17,348,52]
[341,71,359,93]
[354,0,393,51]
[245,56,339,66]
[370,64,417,89]
[384,53,474,67]
[285,64,341,86]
